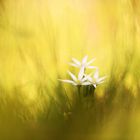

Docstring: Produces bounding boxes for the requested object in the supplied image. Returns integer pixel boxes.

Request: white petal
[68,71,77,82]
[81,76,88,82]
[94,69,99,79]
[82,55,88,64]
[97,81,104,84]
[72,58,81,66]
[78,66,85,81]
[82,82,91,85]
[69,63,79,67]
[93,84,97,88]
[87,66,98,69]
[82,73,93,82]
[86,58,96,66]
[97,76,107,84]
[58,79,77,85]
[88,77,93,82]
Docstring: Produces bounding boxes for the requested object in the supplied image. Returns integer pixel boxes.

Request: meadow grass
[0,0,140,140]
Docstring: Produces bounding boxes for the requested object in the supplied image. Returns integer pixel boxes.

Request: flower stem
[77,85,81,103]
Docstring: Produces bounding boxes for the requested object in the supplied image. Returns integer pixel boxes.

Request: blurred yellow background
[0,0,134,86]
[0,0,139,124]
[0,0,139,109]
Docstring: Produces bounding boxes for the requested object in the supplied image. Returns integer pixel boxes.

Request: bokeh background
[0,0,140,139]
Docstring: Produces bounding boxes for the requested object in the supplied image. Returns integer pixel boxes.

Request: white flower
[59,55,107,89]
[59,66,91,86]
[87,69,107,88]
[69,55,97,69]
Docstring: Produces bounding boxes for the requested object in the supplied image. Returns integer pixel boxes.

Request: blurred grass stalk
[0,0,139,139]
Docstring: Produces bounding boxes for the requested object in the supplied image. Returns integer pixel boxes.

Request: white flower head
[59,55,107,88]
[69,55,97,69]
[59,66,91,86]
[87,69,107,88]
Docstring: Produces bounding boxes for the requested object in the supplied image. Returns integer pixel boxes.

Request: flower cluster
[59,56,106,88]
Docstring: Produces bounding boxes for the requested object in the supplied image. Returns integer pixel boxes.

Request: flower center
[77,79,81,84]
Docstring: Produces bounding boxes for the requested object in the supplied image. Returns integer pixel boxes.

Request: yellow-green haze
[0,0,140,139]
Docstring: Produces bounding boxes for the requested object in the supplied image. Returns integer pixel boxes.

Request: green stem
[77,85,81,102]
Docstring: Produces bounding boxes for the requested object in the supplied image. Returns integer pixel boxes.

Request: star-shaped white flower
[59,66,91,86]
[69,55,97,69]
[87,69,107,88]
